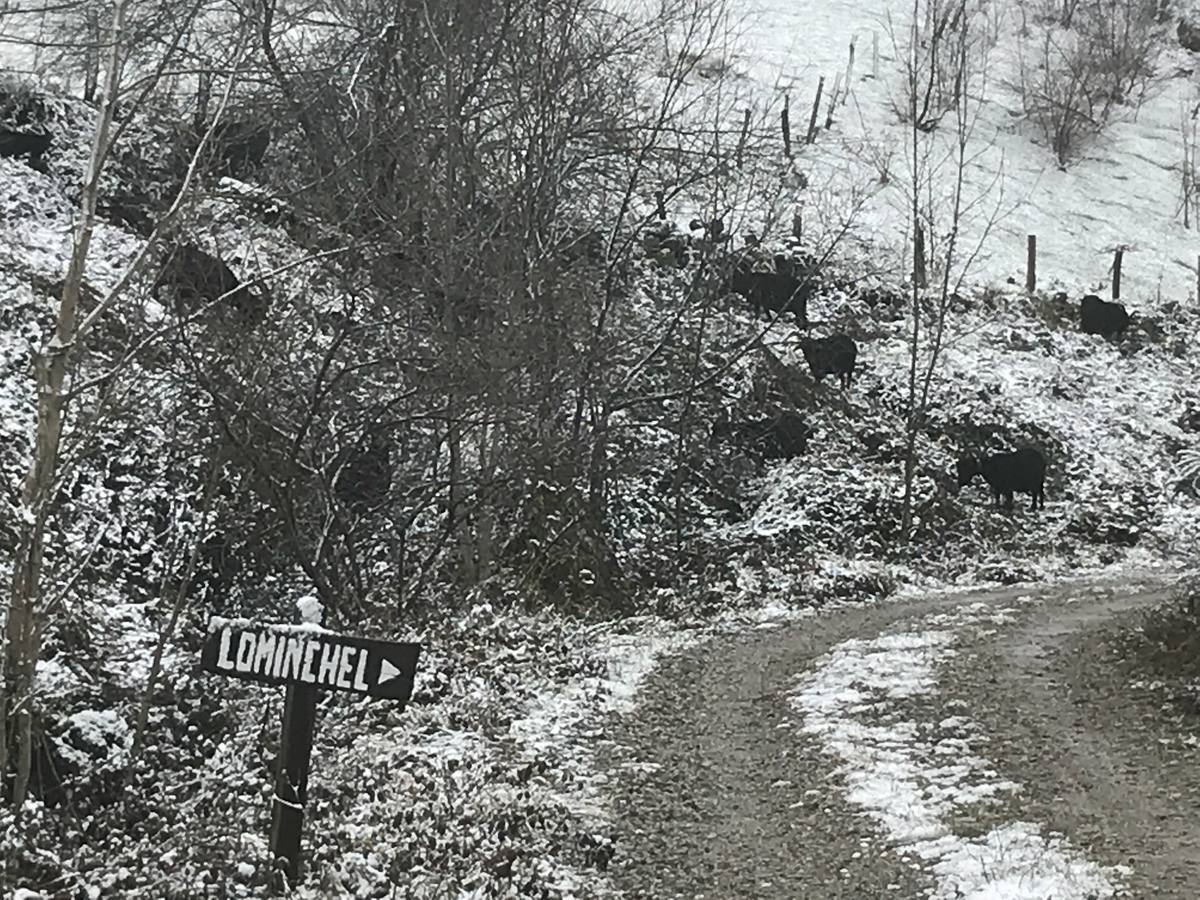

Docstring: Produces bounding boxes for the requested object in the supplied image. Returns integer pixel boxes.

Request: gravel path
[603,572,1200,898]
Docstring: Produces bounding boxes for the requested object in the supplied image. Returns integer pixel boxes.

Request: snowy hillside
[732,0,1200,302]
[1,0,1199,896]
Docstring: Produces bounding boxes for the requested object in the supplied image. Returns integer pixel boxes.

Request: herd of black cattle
[652,221,1138,515]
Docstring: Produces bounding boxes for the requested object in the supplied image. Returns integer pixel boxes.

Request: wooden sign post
[271,682,317,884]
[201,618,422,886]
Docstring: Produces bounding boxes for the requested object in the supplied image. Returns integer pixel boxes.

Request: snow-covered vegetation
[1,0,1199,894]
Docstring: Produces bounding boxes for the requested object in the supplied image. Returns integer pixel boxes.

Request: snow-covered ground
[730,0,1200,302]
[2,0,1200,895]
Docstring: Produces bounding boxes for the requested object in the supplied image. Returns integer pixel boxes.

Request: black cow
[1080,294,1129,338]
[153,243,268,325]
[800,333,857,388]
[724,253,809,324]
[712,409,808,460]
[334,428,393,512]
[211,120,271,178]
[0,129,51,171]
[955,447,1046,511]
[1180,19,1200,52]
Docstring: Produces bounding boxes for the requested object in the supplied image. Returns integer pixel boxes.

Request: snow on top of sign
[296,594,324,625]
[206,616,329,635]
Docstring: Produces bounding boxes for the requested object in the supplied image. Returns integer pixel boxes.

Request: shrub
[890,0,988,132]
[1017,0,1164,165]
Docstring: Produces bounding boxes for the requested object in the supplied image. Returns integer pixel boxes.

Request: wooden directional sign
[201,615,423,887]
[201,618,421,704]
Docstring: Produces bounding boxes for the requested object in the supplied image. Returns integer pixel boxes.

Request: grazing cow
[955,447,1046,511]
[153,243,268,325]
[0,129,51,171]
[212,120,271,178]
[712,409,808,460]
[724,253,809,324]
[1080,294,1130,338]
[799,333,858,388]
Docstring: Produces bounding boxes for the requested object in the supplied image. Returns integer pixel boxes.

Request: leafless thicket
[896,0,1005,534]
[888,0,998,132]
[0,0,799,814]
[1016,0,1165,165]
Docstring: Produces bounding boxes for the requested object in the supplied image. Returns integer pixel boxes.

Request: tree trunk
[447,415,475,584]
[83,8,100,103]
[2,0,129,806]
[475,424,499,583]
[899,0,922,538]
[587,407,610,522]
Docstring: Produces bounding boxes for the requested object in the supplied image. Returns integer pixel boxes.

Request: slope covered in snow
[0,0,1199,896]
[731,0,1200,302]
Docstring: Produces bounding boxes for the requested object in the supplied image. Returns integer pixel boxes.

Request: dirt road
[603,572,1200,898]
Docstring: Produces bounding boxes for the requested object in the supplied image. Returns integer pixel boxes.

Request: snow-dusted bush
[1017,0,1165,164]
[890,0,990,132]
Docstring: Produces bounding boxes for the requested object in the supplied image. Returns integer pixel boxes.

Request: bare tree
[0,0,251,806]
[898,0,1005,535]
[186,0,792,615]
[1016,0,1163,165]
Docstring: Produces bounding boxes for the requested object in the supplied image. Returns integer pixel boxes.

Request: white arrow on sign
[378,657,402,685]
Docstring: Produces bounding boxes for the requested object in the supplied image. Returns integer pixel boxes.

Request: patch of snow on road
[496,620,700,896]
[792,601,1126,899]
[506,619,701,811]
[923,822,1131,900]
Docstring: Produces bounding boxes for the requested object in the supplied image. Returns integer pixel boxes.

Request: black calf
[0,129,51,171]
[724,254,810,324]
[712,409,808,460]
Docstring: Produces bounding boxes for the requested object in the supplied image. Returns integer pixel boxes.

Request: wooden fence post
[914,224,927,288]
[806,76,825,144]
[1113,247,1124,300]
[843,38,856,103]
[825,73,842,129]
[781,94,792,158]
[736,108,750,169]
[1026,234,1036,293]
